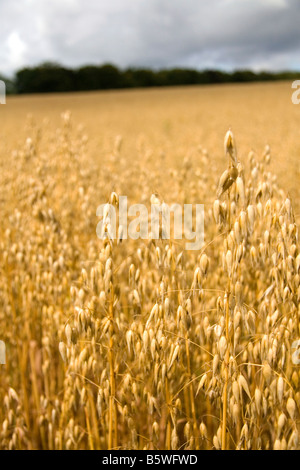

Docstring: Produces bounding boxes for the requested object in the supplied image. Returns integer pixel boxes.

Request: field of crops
[0,81,299,450]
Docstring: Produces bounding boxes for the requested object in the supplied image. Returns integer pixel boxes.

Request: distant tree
[97,64,124,89]
[76,64,124,90]
[231,70,258,82]
[76,66,103,90]
[163,68,200,86]
[155,70,169,87]
[124,68,158,88]
[256,71,276,82]
[200,70,231,84]
[0,74,16,94]
[11,62,300,94]
[16,62,76,93]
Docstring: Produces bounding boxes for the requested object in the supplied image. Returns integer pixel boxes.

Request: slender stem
[85,406,94,450]
[185,333,199,449]
[165,378,171,450]
[221,291,230,450]
[222,184,231,450]
[108,282,117,449]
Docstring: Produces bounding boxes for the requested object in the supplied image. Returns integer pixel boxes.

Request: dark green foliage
[1,62,298,94]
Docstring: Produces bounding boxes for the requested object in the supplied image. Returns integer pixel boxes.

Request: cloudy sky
[0,0,300,76]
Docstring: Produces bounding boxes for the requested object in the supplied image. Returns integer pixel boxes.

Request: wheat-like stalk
[0,110,299,450]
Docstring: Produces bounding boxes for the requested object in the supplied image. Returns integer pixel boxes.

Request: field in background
[2,81,300,216]
[0,81,300,450]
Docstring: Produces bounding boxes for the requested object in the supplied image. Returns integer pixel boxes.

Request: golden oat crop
[0,83,299,450]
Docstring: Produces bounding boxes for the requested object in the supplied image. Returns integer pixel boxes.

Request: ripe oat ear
[1,95,299,450]
[217,167,238,198]
[224,129,237,165]
[0,341,5,364]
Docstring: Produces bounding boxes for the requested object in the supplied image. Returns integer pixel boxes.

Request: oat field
[0,81,300,450]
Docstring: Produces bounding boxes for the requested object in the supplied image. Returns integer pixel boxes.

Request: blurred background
[0,0,299,94]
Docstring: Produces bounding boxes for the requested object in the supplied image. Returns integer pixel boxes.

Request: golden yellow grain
[0,84,299,450]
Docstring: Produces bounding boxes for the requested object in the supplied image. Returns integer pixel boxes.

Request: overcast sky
[0,0,300,76]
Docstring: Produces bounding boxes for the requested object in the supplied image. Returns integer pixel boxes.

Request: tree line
[1,62,299,94]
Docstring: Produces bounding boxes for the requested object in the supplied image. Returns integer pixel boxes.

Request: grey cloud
[0,0,299,76]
